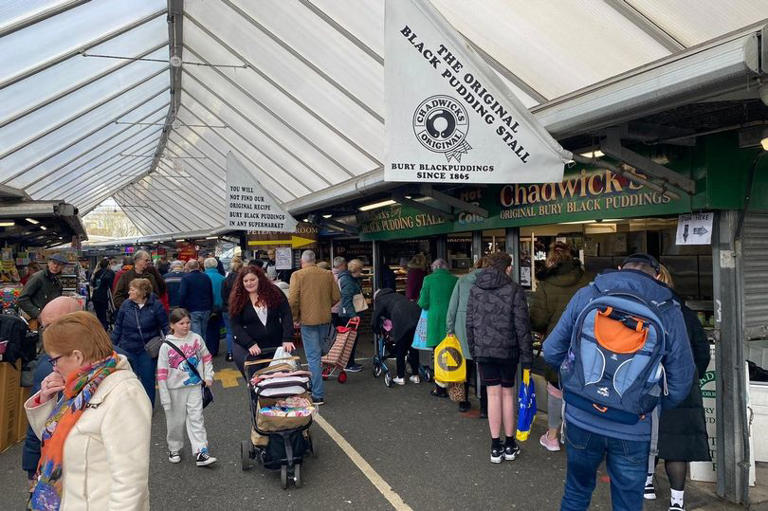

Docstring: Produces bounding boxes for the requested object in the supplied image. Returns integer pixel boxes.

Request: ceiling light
[205,236,218,240]
[358,199,397,212]
[579,150,604,159]
[560,220,595,225]
[322,214,332,219]
[0,221,14,227]
[25,218,39,224]
[761,137,768,151]
[40,226,47,230]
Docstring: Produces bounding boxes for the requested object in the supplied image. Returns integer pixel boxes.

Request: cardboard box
[0,360,21,452]
[15,386,31,444]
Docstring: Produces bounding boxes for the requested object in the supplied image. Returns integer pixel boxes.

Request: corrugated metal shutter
[743,211,768,340]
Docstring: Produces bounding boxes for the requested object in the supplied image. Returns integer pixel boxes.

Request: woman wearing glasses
[25,311,151,510]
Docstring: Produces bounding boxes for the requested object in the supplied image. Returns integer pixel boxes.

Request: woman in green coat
[418,258,458,397]
[446,257,487,413]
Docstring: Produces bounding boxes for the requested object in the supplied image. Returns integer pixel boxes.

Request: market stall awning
[1,1,767,236]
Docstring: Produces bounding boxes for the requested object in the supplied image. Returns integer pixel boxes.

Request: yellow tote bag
[434,334,467,383]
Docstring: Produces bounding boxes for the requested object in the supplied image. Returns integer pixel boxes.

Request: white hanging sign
[226,152,298,232]
[676,212,714,245]
[385,0,571,184]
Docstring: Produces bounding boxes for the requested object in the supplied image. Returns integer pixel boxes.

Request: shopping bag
[352,293,368,312]
[411,309,429,350]
[516,369,536,442]
[433,334,466,383]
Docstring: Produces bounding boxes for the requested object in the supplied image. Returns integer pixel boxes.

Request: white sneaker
[196,448,217,467]
[168,451,181,464]
[392,376,406,385]
[409,375,420,384]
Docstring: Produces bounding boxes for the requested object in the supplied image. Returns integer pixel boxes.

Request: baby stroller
[241,352,316,489]
[321,317,360,383]
[372,317,432,387]
[372,318,397,387]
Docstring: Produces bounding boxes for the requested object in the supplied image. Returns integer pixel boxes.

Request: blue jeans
[561,422,650,511]
[222,312,233,355]
[189,310,210,339]
[301,324,328,399]
[125,349,156,407]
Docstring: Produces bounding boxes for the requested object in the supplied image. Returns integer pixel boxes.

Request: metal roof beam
[467,41,548,104]
[0,8,166,89]
[182,16,381,166]
[145,0,183,184]
[177,91,305,198]
[0,0,92,38]
[24,102,169,191]
[181,65,340,184]
[61,158,154,204]
[26,108,168,193]
[128,184,196,231]
[113,192,156,234]
[0,66,168,160]
[603,0,686,52]
[2,86,169,183]
[392,191,455,221]
[216,0,382,123]
[114,188,174,233]
[37,130,162,198]
[418,184,488,218]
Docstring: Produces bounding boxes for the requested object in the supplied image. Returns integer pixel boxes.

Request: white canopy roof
[1,0,767,235]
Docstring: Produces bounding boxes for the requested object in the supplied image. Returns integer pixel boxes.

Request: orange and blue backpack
[559,281,675,424]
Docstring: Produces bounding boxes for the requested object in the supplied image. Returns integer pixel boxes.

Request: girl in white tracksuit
[157,308,217,466]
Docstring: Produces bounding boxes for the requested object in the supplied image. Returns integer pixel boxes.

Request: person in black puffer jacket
[467,252,534,464]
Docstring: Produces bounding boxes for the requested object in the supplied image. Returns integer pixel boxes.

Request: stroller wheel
[281,465,288,489]
[338,370,347,383]
[384,373,393,388]
[373,364,382,378]
[240,440,252,471]
[294,464,302,488]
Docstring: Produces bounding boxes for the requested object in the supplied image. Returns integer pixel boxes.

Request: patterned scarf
[28,352,119,511]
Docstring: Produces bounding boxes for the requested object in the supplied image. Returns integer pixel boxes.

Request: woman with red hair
[229,265,295,376]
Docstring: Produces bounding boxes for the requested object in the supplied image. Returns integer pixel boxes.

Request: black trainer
[490,445,504,464]
[504,444,520,461]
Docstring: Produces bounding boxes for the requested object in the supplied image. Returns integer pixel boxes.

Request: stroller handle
[244,356,301,367]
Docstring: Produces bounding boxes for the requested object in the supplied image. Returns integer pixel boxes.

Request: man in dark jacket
[113,250,160,309]
[178,259,214,340]
[466,252,533,464]
[163,260,185,308]
[17,253,67,320]
[543,254,694,511]
[371,288,421,384]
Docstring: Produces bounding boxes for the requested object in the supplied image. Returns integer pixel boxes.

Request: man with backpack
[543,253,694,511]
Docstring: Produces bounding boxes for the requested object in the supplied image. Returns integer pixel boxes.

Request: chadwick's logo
[412,95,471,162]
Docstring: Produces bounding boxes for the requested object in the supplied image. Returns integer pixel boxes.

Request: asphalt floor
[0,338,737,510]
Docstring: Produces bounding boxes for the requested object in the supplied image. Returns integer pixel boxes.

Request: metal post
[371,240,382,293]
[330,238,334,262]
[472,230,483,264]
[712,210,749,504]
[436,234,447,260]
[506,227,520,284]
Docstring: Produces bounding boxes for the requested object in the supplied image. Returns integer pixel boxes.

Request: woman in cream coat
[26,311,151,510]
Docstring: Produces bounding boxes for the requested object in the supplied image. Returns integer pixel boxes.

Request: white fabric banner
[385,0,571,184]
[226,152,298,232]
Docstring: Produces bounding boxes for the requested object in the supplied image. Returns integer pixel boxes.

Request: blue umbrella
[516,369,537,442]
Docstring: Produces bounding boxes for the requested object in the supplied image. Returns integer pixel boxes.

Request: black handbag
[163,341,214,408]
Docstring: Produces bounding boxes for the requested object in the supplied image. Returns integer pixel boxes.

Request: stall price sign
[226,152,298,232]
[385,0,570,185]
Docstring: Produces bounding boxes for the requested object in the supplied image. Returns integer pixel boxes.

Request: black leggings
[394,327,420,378]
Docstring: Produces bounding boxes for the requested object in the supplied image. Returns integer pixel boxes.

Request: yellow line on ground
[214,368,242,388]
[314,414,413,511]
